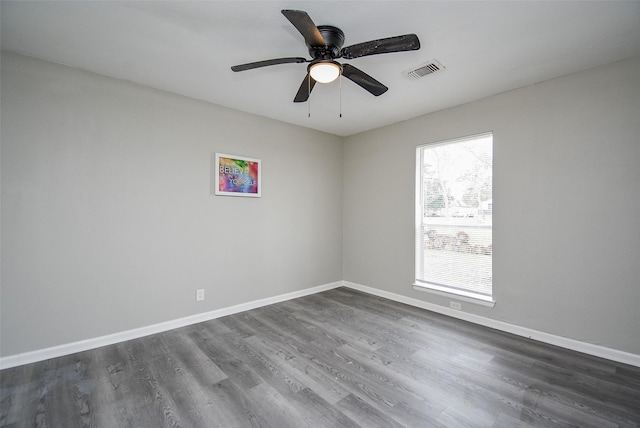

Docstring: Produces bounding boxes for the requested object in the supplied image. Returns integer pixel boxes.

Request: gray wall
[3,51,639,360]
[343,57,640,355]
[1,52,343,357]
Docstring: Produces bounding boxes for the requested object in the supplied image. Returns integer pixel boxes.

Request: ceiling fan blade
[294,74,317,103]
[341,34,420,59]
[341,64,388,96]
[231,57,307,72]
[281,9,326,48]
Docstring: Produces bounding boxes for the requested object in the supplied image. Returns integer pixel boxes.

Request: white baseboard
[4,280,638,369]
[0,281,343,370]
[342,281,640,368]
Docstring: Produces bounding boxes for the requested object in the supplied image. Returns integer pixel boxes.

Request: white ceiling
[2,1,639,137]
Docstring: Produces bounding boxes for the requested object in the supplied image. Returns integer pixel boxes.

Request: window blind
[415,133,493,300]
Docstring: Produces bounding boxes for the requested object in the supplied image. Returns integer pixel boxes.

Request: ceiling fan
[231,9,420,102]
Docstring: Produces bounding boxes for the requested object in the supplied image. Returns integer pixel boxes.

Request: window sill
[413,282,495,308]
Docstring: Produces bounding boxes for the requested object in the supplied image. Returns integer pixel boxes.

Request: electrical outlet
[196,289,205,302]
[450,301,462,310]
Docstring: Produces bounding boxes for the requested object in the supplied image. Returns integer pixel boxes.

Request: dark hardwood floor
[2,287,640,427]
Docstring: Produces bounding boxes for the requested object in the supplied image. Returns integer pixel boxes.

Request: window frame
[414,132,495,307]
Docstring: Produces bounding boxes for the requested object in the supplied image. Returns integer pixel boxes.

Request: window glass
[416,133,493,301]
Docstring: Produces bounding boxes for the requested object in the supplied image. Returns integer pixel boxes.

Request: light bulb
[309,62,341,83]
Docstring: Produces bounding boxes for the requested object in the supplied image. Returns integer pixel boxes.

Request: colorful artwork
[214,153,261,197]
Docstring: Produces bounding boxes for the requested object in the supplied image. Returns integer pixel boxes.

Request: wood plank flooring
[2,287,640,427]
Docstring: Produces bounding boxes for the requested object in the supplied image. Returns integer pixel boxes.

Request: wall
[343,57,640,355]
[0,52,343,357]
[3,51,639,362]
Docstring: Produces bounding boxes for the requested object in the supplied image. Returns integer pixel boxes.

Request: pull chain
[339,73,342,118]
[307,75,311,118]
[307,74,344,118]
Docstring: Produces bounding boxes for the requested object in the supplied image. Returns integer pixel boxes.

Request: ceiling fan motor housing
[309,25,345,59]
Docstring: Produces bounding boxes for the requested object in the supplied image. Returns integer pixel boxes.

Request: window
[415,133,493,304]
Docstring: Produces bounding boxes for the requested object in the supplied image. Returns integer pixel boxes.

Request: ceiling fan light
[309,62,341,83]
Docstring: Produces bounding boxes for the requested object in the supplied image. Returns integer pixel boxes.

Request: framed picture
[214,153,261,197]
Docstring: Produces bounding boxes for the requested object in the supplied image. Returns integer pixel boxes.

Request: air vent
[403,60,445,80]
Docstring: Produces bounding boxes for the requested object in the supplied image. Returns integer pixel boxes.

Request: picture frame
[214,153,261,197]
